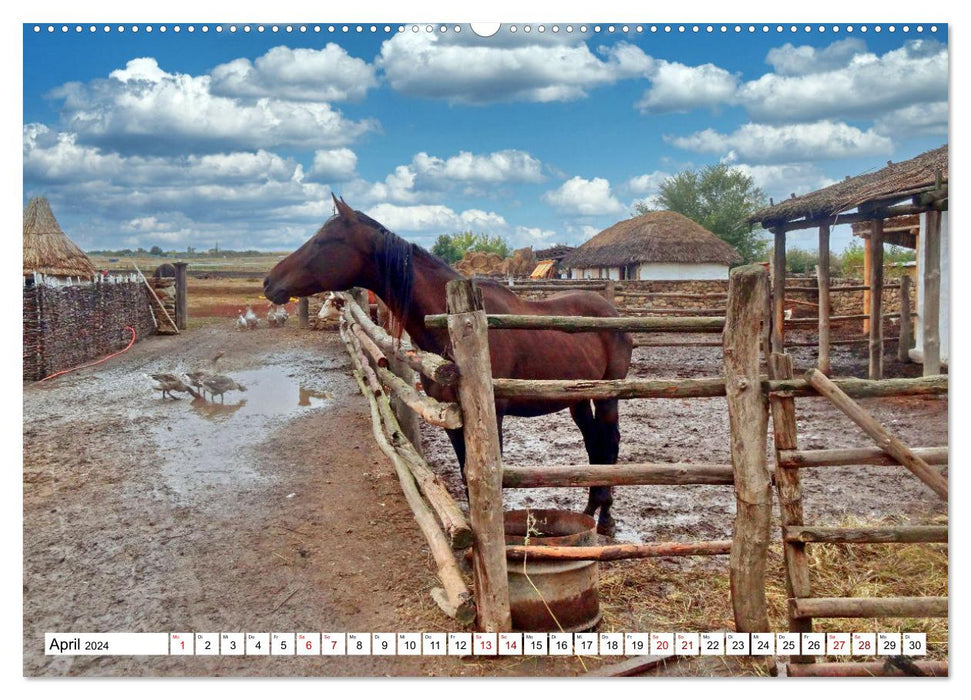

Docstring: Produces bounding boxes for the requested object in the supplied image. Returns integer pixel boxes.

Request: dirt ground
[23,323,947,677]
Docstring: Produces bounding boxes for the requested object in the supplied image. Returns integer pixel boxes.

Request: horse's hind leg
[590,399,621,537]
[571,401,614,534]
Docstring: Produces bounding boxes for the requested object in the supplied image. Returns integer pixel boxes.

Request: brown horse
[264,196,633,534]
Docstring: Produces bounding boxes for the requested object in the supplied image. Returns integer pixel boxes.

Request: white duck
[235,309,247,331]
[274,304,289,327]
[245,305,259,330]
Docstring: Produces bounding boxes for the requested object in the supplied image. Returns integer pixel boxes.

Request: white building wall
[911,210,949,365]
[572,263,729,280]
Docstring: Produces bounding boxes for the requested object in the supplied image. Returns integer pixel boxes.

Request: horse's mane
[356,211,415,340]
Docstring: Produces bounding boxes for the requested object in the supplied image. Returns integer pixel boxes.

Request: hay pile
[23,197,96,279]
[454,247,538,277]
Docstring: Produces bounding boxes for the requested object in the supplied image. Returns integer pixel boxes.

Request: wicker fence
[23,274,156,381]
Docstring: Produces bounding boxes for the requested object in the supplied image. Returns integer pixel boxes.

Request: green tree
[636,164,769,264]
[470,234,510,259]
[149,245,163,256]
[430,231,510,263]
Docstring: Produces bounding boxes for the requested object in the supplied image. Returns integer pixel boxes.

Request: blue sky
[23,22,948,254]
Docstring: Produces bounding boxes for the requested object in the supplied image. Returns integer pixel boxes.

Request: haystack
[562,210,741,269]
[23,197,95,279]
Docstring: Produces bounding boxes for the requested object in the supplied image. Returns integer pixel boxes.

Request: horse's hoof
[596,519,616,538]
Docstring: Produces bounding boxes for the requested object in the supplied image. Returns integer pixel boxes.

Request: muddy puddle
[148,365,335,507]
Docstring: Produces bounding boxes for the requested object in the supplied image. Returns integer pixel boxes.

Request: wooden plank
[374,365,462,429]
[869,219,885,379]
[493,376,728,400]
[501,462,735,488]
[767,374,947,398]
[817,226,831,374]
[446,279,511,632]
[586,654,677,677]
[772,228,787,353]
[787,661,948,677]
[724,264,771,634]
[791,596,947,619]
[768,353,814,660]
[173,261,188,330]
[783,525,947,544]
[778,445,947,468]
[505,540,732,561]
[298,297,309,329]
[350,322,389,368]
[898,274,913,362]
[425,313,725,333]
[922,210,942,375]
[863,235,872,334]
[804,369,947,500]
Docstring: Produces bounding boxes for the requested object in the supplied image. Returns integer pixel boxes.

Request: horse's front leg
[589,399,621,537]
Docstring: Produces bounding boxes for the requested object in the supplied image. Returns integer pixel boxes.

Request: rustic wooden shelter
[23,196,96,282]
[750,145,947,379]
[562,211,742,281]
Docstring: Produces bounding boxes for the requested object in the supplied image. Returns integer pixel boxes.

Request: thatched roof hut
[23,197,95,279]
[562,211,742,270]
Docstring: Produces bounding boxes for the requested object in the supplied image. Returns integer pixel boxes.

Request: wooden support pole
[374,364,463,430]
[723,264,771,634]
[350,322,388,368]
[505,540,733,562]
[783,525,947,544]
[791,596,947,619]
[298,297,309,329]
[863,236,872,334]
[349,369,475,623]
[602,279,616,306]
[445,279,511,632]
[502,462,735,488]
[493,376,728,400]
[898,273,913,363]
[922,210,942,375]
[787,661,948,677]
[173,261,188,330]
[869,219,884,379]
[778,445,948,468]
[804,369,948,500]
[425,313,726,334]
[772,228,787,354]
[817,226,831,375]
[768,374,947,398]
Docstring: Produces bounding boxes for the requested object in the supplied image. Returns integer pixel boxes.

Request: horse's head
[263,195,377,304]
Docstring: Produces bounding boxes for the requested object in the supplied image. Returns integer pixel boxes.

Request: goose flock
[236,303,291,331]
[147,351,247,404]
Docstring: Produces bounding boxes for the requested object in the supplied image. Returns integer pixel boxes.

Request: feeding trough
[504,509,601,632]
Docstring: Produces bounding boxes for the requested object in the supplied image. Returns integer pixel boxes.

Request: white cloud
[49,57,377,154]
[514,225,557,244]
[874,101,949,139]
[210,44,377,102]
[626,170,672,195]
[376,32,652,104]
[411,149,544,184]
[765,38,867,76]
[543,176,625,216]
[636,61,739,113]
[728,163,838,201]
[308,148,358,181]
[739,40,948,123]
[364,203,507,233]
[669,121,893,164]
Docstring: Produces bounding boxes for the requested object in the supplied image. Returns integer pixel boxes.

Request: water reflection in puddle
[151,365,335,505]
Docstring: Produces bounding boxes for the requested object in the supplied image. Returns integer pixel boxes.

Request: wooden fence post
[771,228,787,354]
[722,264,771,633]
[898,274,913,363]
[922,210,942,375]
[298,297,309,329]
[603,279,616,306]
[868,219,885,380]
[817,226,831,375]
[173,261,188,330]
[376,303,425,457]
[445,279,511,632]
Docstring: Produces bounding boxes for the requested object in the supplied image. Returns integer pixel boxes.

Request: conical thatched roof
[562,210,742,269]
[23,197,95,278]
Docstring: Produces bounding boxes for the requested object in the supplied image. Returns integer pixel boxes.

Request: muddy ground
[23,324,946,677]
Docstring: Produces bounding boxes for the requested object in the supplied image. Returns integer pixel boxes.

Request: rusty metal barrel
[504,509,601,632]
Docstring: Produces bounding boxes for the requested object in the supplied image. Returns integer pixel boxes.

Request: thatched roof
[562,211,742,269]
[533,244,575,262]
[750,144,948,227]
[23,197,95,278]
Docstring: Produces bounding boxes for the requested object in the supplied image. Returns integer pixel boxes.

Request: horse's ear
[332,194,358,223]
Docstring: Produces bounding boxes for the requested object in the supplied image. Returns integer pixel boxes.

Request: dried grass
[23,197,96,278]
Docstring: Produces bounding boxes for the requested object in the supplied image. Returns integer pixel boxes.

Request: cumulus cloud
[543,176,625,216]
[739,40,948,123]
[626,170,672,195]
[411,149,544,185]
[376,32,652,104]
[874,101,949,139]
[210,44,377,102]
[364,203,507,233]
[728,162,838,201]
[765,38,868,76]
[669,121,893,164]
[636,61,739,113]
[48,57,377,155]
[513,225,557,244]
[307,148,358,181]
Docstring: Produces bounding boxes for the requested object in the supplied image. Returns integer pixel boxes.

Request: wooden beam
[501,462,735,488]
[374,365,462,430]
[817,226,831,375]
[787,661,948,677]
[772,229,786,354]
[922,210,942,375]
[869,218,885,379]
[445,279,511,632]
[791,596,947,619]
[783,525,947,544]
[425,313,725,334]
[493,376,728,400]
[758,199,948,234]
[778,445,947,468]
[505,540,733,561]
[803,369,947,500]
[767,374,947,398]
[298,297,309,329]
[898,274,913,363]
[724,264,772,634]
[863,234,872,334]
